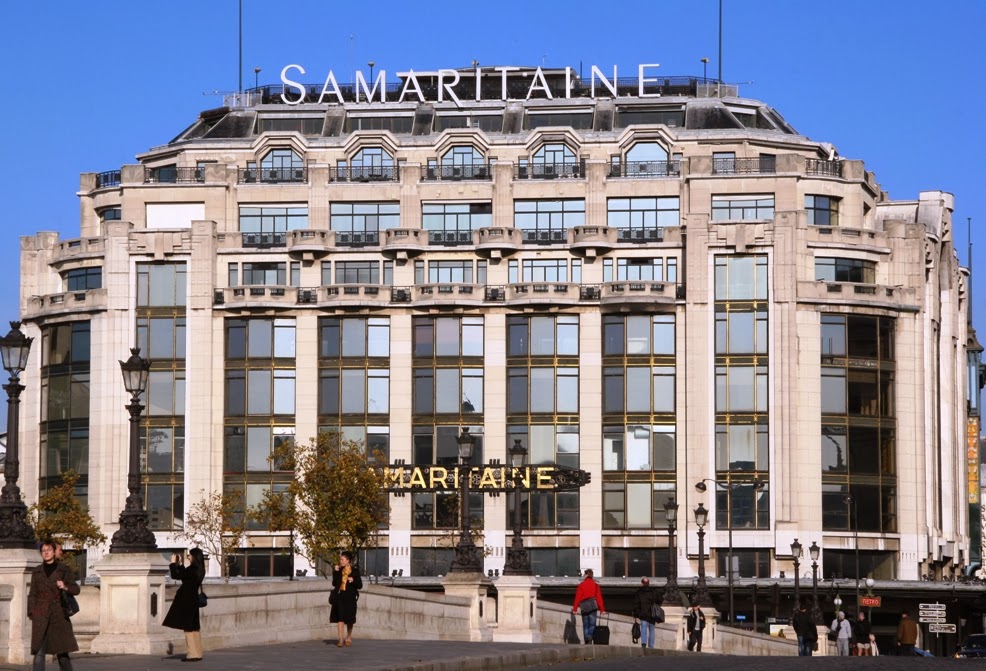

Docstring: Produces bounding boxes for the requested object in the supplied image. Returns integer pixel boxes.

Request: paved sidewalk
[2,639,673,671]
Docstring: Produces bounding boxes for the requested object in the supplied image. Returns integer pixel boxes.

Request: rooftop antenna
[541,53,548,67]
[717,0,723,97]
[238,0,243,93]
[969,217,974,327]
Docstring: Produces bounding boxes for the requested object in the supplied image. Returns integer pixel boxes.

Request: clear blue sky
[0,0,983,345]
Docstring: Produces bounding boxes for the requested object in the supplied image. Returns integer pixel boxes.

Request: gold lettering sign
[383,465,567,491]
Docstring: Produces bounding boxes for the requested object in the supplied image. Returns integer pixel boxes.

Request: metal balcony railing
[242,232,287,248]
[806,159,843,177]
[515,160,585,179]
[610,160,681,178]
[334,231,380,247]
[712,157,776,175]
[144,166,204,184]
[95,170,121,188]
[522,228,567,245]
[427,230,474,246]
[616,227,664,243]
[239,167,309,183]
[329,166,399,182]
[423,163,492,181]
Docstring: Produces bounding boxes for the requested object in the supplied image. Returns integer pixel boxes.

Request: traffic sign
[920,609,946,617]
[860,596,881,608]
[920,616,947,624]
[919,603,946,610]
[929,623,956,634]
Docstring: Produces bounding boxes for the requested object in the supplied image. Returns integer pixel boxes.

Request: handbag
[59,590,80,618]
[329,589,338,606]
[197,585,208,608]
[651,603,665,623]
[578,597,598,615]
[631,621,641,643]
[827,630,837,642]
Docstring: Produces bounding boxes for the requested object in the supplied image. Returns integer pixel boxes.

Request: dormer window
[614,142,678,178]
[432,146,488,180]
[339,147,396,182]
[254,148,306,183]
[521,143,580,178]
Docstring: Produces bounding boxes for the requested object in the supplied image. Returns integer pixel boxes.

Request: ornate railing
[423,164,492,181]
[239,167,308,183]
[806,159,843,177]
[611,160,681,178]
[329,166,399,182]
[713,157,776,175]
[94,170,121,188]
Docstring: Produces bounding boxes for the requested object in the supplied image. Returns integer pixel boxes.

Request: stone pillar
[660,605,688,650]
[441,573,493,641]
[90,552,172,655]
[679,607,720,652]
[814,624,832,656]
[0,549,37,663]
[491,575,540,643]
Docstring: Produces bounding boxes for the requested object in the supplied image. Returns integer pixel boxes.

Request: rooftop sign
[279,64,662,107]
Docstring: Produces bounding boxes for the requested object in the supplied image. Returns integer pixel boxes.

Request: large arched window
[260,149,305,182]
[439,146,487,179]
[349,147,395,181]
[531,143,577,178]
[616,142,676,178]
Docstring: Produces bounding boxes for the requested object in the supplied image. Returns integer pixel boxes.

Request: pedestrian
[28,540,80,670]
[330,550,363,647]
[686,602,706,652]
[631,577,660,648]
[792,600,817,656]
[854,612,872,656]
[897,610,918,656]
[830,610,852,656]
[572,569,605,645]
[163,547,206,663]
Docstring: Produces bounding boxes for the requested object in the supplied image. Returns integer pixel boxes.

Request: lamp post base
[503,536,532,576]
[0,501,36,549]
[109,507,158,554]
[450,536,484,573]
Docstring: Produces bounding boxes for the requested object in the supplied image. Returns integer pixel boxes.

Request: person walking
[792,601,818,656]
[897,610,918,656]
[28,540,80,670]
[163,547,206,663]
[330,551,363,647]
[631,577,660,648]
[686,603,706,652]
[572,569,605,645]
[830,610,852,656]
[854,612,872,656]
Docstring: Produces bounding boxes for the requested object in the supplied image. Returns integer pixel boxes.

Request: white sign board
[920,609,947,617]
[928,623,956,634]
[919,616,947,624]
[919,603,946,610]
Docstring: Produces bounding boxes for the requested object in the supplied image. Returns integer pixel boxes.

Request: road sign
[929,623,956,634]
[920,609,946,617]
[920,616,947,624]
[919,603,946,610]
[860,596,881,608]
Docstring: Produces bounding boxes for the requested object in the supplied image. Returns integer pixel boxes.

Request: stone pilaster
[491,575,540,642]
[441,572,493,641]
[90,552,172,655]
[0,549,38,663]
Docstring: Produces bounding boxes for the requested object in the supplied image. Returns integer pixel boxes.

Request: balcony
[242,232,287,248]
[334,230,380,248]
[599,281,678,307]
[286,229,334,260]
[24,289,107,319]
[806,159,843,178]
[797,280,918,311]
[569,226,616,258]
[382,228,427,261]
[144,166,204,184]
[521,228,567,246]
[324,285,391,308]
[609,160,681,179]
[94,170,121,189]
[329,166,399,183]
[712,157,776,175]
[49,237,105,267]
[423,164,492,181]
[427,229,474,247]
[413,284,484,307]
[615,227,665,244]
[238,167,308,184]
[474,227,522,259]
[515,160,585,180]
[213,286,297,308]
[806,225,888,253]
[507,283,581,307]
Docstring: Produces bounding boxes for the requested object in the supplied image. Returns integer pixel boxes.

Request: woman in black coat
[163,547,205,662]
[28,540,80,670]
[329,551,363,647]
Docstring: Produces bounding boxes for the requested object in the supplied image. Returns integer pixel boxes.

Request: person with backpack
[572,569,605,644]
[631,577,663,648]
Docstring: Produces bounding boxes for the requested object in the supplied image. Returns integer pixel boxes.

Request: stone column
[90,552,172,655]
[491,575,540,643]
[814,624,832,656]
[441,573,493,641]
[660,605,688,650]
[0,549,38,663]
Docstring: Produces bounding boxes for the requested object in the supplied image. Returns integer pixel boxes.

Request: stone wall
[0,584,11,661]
[716,625,798,656]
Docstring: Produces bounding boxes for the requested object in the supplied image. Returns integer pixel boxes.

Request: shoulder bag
[197,584,208,608]
[578,596,598,615]
[60,590,80,618]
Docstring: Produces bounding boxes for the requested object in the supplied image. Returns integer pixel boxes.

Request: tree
[28,470,106,577]
[175,489,247,582]
[252,431,390,577]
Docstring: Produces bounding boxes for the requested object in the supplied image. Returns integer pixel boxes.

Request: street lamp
[663,498,681,605]
[844,494,861,616]
[865,576,875,621]
[503,439,531,576]
[693,503,712,606]
[809,541,822,623]
[253,67,261,90]
[695,478,765,626]
[700,57,709,88]
[790,538,802,607]
[0,321,35,548]
[450,427,482,573]
[109,347,157,553]
[368,61,375,82]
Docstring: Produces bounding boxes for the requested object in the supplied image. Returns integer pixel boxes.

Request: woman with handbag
[329,551,363,647]
[163,547,206,662]
[28,540,80,670]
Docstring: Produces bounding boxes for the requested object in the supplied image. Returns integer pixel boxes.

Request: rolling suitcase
[593,616,610,645]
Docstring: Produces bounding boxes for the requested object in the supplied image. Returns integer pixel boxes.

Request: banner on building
[969,417,980,504]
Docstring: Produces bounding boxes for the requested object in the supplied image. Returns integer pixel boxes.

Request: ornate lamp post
[450,427,482,573]
[109,348,157,553]
[503,439,531,576]
[0,322,35,548]
[790,538,802,606]
[844,494,861,617]
[809,541,822,623]
[663,498,681,605]
[693,503,712,606]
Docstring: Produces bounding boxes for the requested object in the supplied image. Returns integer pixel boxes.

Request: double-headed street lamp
[692,503,712,606]
[694,478,764,626]
[109,348,157,553]
[809,541,822,623]
[0,322,36,548]
[450,427,482,573]
[663,498,681,605]
[503,439,532,576]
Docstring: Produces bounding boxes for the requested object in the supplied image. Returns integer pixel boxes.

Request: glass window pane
[247,427,271,471]
[247,369,271,414]
[341,370,366,413]
[557,369,579,413]
[530,369,554,413]
[248,321,272,358]
[342,320,367,357]
[626,483,651,528]
[273,371,295,414]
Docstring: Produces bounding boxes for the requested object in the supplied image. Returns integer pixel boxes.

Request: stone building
[16,67,974,585]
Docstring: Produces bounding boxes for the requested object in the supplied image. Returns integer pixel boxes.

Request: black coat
[163,561,204,632]
[28,560,80,655]
[793,609,818,641]
[632,587,659,622]
[686,608,706,633]
[329,566,362,625]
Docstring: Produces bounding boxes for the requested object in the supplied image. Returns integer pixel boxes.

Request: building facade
[17,68,974,584]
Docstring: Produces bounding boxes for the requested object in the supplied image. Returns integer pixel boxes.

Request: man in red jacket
[572,569,606,644]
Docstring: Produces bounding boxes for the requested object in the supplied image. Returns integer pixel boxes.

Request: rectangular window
[714,309,768,354]
[507,367,579,414]
[427,261,475,284]
[506,425,579,529]
[137,317,187,361]
[602,315,675,356]
[319,317,390,358]
[607,197,679,242]
[137,263,187,307]
[715,366,768,413]
[412,317,484,358]
[714,256,768,301]
[145,370,186,416]
[513,199,585,243]
[64,267,102,291]
[806,195,840,226]
[603,425,676,472]
[711,195,774,221]
[332,261,383,285]
[330,202,399,245]
[241,262,287,286]
[507,316,579,357]
[815,257,876,283]
[238,205,308,247]
[422,203,492,245]
[319,369,390,414]
[226,319,296,359]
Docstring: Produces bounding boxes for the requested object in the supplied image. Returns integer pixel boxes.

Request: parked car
[954,634,986,658]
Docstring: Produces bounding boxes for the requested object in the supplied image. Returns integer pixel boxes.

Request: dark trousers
[899,643,915,656]
[33,626,73,671]
[687,629,703,652]
[797,635,814,656]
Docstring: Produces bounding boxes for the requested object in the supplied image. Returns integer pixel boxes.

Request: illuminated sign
[969,417,980,504]
[381,464,590,493]
[279,63,662,107]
